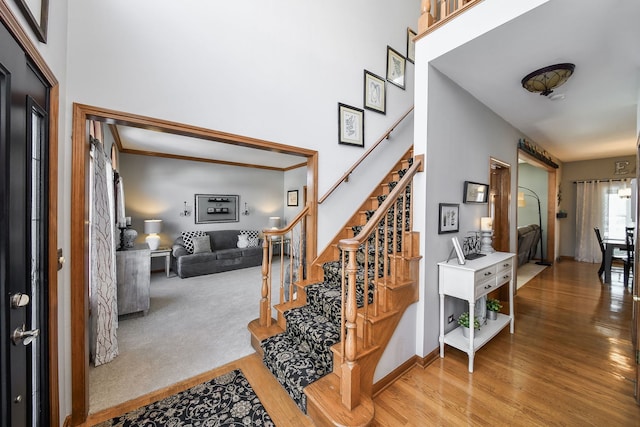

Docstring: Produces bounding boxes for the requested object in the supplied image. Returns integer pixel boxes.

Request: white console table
[438,251,515,372]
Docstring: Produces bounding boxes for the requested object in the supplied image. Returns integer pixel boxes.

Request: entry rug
[95,369,275,426]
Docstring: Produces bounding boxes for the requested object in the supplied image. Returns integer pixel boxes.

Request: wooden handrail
[339,155,423,249]
[418,0,482,35]
[336,154,423,409]
[318,106,414,204]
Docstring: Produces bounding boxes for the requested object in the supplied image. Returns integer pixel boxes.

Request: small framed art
[406,27,417,63]
[287,190,299,207]
[386,46,406,90]
[463,181,489,204]
[438,203,459,234]
[338,103,365,147]
[13,0,49,42]
[364,70,386,114]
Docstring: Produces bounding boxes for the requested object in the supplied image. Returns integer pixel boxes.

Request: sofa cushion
[241,247,262,257]
[216,248,243,260]
[192,235,212,254]
[210,230,243,251]
[240,230,260,247]
[181,231,208,254]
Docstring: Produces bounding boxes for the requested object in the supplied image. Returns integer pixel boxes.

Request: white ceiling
[431,0,640,163]
[116,0,640,167]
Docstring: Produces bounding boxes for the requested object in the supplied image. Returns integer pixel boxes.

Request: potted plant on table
[486,298,502,320]
[458,312,480,338]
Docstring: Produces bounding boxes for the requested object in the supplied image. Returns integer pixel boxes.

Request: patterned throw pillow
[240,230,260,247]
[181,231,207,254]
[192,235,212,254]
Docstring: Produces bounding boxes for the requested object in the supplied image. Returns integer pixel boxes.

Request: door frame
[517,149,557,263]
[489,157,511,253]
[0,3,60,426]
[70,103,319,424]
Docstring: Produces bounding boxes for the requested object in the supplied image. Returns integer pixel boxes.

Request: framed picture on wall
[438,203,459,234]
[13,0,49,42]
[287,190,299,207]
[364,70,386,114]
[338,103,365,147]
[406,27,417,63]
[194,194,239,223]
[386,46,406,90]
[463,181,489,204]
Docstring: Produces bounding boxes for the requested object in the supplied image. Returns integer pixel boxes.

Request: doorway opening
[70,103,319,424]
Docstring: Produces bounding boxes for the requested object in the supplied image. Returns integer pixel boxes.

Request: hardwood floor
[86,260,638,426]
[373,260,639,426]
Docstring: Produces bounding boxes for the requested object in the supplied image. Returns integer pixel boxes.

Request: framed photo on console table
[195,194,239,224]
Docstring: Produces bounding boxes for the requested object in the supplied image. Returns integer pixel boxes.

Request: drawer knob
[484,285,492,289]
[503,275,509,279]
[484,272,492,276]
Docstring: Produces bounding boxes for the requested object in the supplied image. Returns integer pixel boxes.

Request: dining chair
[594,227,625,280]
[623,228,634,288]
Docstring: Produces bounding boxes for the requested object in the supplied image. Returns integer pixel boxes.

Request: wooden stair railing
[257,204,310,329]
[319,106,414,205]
[418,0,482,34]
[336,154,424,410]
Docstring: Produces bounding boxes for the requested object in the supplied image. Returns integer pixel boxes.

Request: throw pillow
[181,231,207,254]
[240,230,260,247]
[192,235,212,254]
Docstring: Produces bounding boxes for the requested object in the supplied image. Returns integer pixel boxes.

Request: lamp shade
[480,217,493,231]
[268,217,281,230]
[517,192,526,207]
[144,219,162,234]
[521,63,575,96]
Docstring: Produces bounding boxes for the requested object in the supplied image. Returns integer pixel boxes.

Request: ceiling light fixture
[521,63,575,96]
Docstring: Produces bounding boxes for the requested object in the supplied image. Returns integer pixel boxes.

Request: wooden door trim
[70,103,319,424]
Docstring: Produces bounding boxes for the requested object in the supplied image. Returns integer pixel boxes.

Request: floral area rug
[95,369,274,426]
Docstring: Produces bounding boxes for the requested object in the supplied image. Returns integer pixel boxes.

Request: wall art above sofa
[195,194,239,224]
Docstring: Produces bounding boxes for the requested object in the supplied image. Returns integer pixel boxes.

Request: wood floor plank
[373,260,639,426]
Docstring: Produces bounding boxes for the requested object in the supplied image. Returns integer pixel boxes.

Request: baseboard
[372,347,440,397]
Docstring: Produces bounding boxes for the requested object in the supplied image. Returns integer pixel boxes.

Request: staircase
[249,148,423,426]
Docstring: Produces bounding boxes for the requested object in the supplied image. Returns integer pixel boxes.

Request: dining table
[602,237,630,284]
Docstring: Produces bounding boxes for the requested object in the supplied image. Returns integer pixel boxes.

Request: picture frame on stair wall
[338,103,365,147]
[386,45,406,90]
[364,70,386,114]
[406,27,417,63]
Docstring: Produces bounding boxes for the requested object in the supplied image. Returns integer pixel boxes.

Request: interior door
[635,138,640,403]
[0,22,50,426]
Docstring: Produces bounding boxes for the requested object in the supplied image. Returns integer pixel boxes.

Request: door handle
[11,324,40,346]
[10,293,30,309]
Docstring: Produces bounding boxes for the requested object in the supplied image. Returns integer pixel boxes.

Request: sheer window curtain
[575,180,626,263]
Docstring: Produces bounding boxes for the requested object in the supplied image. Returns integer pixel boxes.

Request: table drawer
[475,265,496,283]
[497,259,513,275]
[475,277,496,297]
[496,270,512,286]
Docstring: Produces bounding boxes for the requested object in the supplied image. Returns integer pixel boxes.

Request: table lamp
[144,219,162,250]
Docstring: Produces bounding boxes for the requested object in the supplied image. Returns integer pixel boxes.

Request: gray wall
[559,155,636,257]
[119,153,294,251]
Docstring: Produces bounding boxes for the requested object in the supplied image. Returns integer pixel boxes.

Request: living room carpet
[94,369,274,426]
[90,261,282,413]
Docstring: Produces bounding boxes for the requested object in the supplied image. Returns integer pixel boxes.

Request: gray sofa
[517,224,541,266]
[171,230,262,278]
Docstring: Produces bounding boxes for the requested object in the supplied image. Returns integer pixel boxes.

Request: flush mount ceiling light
[521,63,575,96]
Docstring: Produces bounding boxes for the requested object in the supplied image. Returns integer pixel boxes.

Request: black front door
[0,21,50,427]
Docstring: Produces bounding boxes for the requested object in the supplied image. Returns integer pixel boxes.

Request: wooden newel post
[260,236,271,327]
[341,243,361,409]
[418,0,435,33]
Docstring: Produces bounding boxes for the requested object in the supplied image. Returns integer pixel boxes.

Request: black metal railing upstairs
[318,106,414,205]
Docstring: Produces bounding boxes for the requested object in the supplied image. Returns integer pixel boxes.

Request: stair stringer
[305,252,420,426]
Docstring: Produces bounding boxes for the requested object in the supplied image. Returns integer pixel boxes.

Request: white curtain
[90,137,119,366]
[575,180,626,263]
